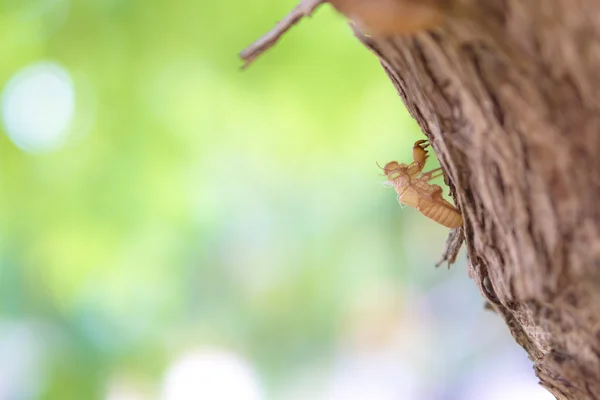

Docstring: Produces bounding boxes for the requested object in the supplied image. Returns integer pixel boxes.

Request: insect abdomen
[418,201,463,229]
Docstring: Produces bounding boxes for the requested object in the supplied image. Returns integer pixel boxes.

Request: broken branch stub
[239,0,325,68]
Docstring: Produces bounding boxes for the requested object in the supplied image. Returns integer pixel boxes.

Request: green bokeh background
[0,1,544,399]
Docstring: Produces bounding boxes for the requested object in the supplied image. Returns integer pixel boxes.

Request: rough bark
[243,1,600,398]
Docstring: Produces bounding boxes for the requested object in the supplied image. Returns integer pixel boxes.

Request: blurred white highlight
[462,350,556,400]
[325,354,419,400]
[464,376,555,400]
[162,349,263,400]
[1,61,75,153]
[0,322,45,400]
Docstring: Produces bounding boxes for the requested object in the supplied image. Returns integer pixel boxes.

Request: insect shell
[383,140,463,229]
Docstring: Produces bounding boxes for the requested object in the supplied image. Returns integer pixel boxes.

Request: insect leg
[420,167,443,181]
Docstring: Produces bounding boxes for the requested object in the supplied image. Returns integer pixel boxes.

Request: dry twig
[240,0,326,68]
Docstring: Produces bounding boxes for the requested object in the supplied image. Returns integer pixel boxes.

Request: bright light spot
[1,61,75,153]
[325,353,419,400]
[464,376,555,400]
[0,322,45,400]
[462,351,555,400]
[162,348,264,400]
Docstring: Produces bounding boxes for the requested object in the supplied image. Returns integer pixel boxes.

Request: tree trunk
[243,1,600,398]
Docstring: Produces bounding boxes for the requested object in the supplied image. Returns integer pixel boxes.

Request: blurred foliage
[0,1,535,400]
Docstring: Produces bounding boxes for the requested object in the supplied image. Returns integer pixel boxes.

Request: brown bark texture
[243,1,600,398]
